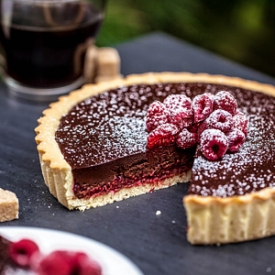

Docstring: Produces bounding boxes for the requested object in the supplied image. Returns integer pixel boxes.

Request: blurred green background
[96,0,275,77]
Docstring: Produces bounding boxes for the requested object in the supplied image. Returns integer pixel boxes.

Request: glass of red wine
[0,0,107,101]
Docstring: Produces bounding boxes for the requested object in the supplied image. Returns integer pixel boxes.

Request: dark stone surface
[1,32,275,275]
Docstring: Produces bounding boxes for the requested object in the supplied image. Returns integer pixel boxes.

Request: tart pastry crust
[35,72,275,244]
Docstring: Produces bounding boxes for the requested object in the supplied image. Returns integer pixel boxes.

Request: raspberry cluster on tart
[145,91,248,160]
[35,72,275,244]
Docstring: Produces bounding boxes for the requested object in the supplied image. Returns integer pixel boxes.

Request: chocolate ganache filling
[55,83,275,199]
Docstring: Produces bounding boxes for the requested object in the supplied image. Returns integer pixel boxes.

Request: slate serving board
[1,32,275,275]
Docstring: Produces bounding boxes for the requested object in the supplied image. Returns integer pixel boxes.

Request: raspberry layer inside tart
[71,145,195,198]
[55,83,275,199]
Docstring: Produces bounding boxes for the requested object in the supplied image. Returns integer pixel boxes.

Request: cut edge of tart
[35,72,275,244]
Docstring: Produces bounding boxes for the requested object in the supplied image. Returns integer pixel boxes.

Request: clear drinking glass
[0,0,106,100]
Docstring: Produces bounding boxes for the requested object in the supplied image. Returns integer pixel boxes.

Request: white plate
[0,226,144,275]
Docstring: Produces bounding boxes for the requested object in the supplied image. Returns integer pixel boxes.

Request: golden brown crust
[184,188,275,244]
[35,72,275,243]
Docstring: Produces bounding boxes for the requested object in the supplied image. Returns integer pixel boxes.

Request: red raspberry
[213,91,237,115]
[176,128,197,150]
[71,252,102,275]
[164,94,193,129]
[192,93,214,123]
[168,108,193,130]
[197,121,208,139]
[147,123,179,149]
[187,122,201,134]
[38,251,73,275]
[227,128,246,153]
[164,94,192,110]
[232,110,249,136]
[205,109,233,133]
[146,101,170,132]
[37,251,102,275]
[200,129,229,160]
[9,239,40,268]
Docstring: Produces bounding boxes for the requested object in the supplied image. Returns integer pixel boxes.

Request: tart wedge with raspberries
[0,235,102,274]
[35,72,275,245]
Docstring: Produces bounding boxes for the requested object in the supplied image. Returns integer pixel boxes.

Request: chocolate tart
[35,72,275,245]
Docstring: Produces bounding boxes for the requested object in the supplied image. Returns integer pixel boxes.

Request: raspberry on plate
[200,129,229,160]
[71,252,102,275]
[192,93,214,123]
[9,238,40,268]
[147,123,179,149]
[213,90,238,115]
[38,250,102,275]
[38,251,72,275]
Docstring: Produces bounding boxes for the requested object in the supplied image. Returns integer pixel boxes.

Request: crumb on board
[0,188,19,222]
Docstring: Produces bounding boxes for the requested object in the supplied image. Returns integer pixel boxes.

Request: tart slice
[35,72,275,244]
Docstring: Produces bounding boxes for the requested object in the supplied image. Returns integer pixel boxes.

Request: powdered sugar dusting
[233,111,249,135]
[146,101,170,132]
[206,109,233,133]
[56,82,275,198]
[200,129,228,160]
[190,112,275,197]
[227,128,246,152]
[176,128,197,149]
[213,90,237,115]
[192,93,214,123]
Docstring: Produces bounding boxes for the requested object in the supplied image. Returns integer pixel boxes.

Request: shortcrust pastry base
[185,187,275,244]
[35,72,275,244]
[41,162,190,211]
